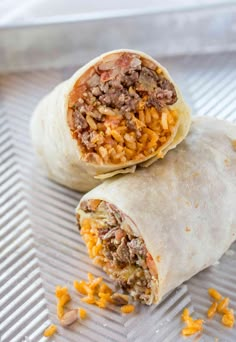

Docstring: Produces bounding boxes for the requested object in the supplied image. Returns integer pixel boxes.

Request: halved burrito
[31,49,191,192]
[76,117,236,305]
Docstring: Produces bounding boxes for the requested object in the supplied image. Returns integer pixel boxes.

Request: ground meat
[99,84,139,111]
[137,67,160,92]
[96,64,176,113]
[73,111,88,131]
[71,53,177,137]
[91,86,102,97]
[81,131,97,149]
[119,70,140,88]
[147,80,177,108]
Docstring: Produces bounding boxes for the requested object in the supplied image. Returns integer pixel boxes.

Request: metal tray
[1,3,236,74]
[1,51,236,342]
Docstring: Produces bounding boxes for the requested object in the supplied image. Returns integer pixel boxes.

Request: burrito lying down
[76,117,236,305]
[31,49,190,192]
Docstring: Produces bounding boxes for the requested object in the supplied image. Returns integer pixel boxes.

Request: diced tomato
[146,253,158,278]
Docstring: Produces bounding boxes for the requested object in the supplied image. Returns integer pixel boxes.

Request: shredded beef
[137,67,160,92]
[115,238,130,264]
[102,227,118,240]
[83,200,155,303]
[97,228,110,239]
[128,238,147,260]
[98,204,147,266]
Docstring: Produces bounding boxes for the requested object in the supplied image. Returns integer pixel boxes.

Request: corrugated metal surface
[0,52,236,342]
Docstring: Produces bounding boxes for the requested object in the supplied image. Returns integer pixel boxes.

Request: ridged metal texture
[0,52,236,342]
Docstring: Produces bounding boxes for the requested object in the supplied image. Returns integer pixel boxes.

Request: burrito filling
[77,199,158,305]
[68,52,178,165]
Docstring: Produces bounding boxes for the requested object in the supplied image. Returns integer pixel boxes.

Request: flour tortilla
[77,117,236,303]
[31,49,191,192]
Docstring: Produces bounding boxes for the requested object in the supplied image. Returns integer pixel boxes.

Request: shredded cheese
[181,308,204,336]
[74,273,114,309]
[121,304,135,314]
[79,307,87,319]
[207,302,218,319]
[208,288,222,301]
[55,286,71,319]
[217,297,229,314]
[222,309,235,328]
[43,324,57,337]
[206,288,235,329]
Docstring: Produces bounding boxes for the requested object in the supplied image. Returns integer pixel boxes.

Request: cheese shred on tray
[181,308,204,336]
[55,286,71,319]
[43,324,57,338]
[181,287,235,337]
[74,272,134,311]
[207,288,235,328]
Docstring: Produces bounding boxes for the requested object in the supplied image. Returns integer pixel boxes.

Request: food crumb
[43,324,57,337]
[207,302,218,319]
[185,200,191,206]
[156,255,161,262]
[231,140,236,151]
[121,304,135,314]
[60,309,78,327]
[185,227,191,232]
[221,310,235,328]
[55,286,71,319]
[217,297,229,313]
[79,307,87,319]
[192,172,200,178]
[224,158,231,166]
[207,288,235,328]
[74,273,113,309]
[111,293,129,306]
[181,308,204,336]
[208,288,222,301]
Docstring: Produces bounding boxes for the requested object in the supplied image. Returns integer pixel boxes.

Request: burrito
[76,117,236,305]
[31,49,191,192]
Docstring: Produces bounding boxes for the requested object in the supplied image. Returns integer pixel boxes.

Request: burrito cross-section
[31,49,191,192]
[76,117,236,305]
